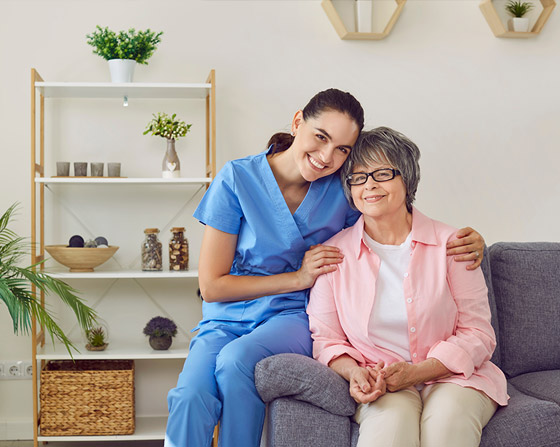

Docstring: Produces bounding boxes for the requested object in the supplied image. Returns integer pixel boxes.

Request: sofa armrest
[255,353,356,417]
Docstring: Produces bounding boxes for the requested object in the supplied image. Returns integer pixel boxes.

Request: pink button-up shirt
[307,208,508,406]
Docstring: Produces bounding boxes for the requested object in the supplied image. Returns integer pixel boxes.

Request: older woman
[307,127,508,447]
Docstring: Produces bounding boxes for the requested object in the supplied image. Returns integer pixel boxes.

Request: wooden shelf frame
[479,0,556,37]
[30,68,217,447]
[321,0,406,40]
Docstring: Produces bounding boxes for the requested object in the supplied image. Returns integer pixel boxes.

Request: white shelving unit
[36,177,212,184]
[46,269,199,279]
[38,416,169,442]
[36,340,190,361]
[30,69,216,446]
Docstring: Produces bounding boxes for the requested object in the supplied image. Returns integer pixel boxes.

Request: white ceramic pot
[355,0,374,33]
[108,59,136,83]
[510,17,530,32]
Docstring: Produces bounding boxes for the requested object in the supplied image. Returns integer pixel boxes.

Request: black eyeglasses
[346,168,401,186]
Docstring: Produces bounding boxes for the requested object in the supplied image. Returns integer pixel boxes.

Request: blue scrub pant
[164,311,312,447]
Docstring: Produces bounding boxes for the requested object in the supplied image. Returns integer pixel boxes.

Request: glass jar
[142,228,162,271]
[169,227,189,271]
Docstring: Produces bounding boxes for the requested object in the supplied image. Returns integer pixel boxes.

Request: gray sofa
[255,242,560,447]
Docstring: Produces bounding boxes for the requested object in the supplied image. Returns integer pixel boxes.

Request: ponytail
[267,132,295,154]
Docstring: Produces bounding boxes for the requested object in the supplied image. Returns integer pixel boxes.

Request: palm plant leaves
[0,203,97,353]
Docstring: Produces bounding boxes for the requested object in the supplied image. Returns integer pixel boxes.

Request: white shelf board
[35,81,211,99]
[46,269,199,279]
[38,415,167,442]
[36,177,211,184]
[37,340,190,360]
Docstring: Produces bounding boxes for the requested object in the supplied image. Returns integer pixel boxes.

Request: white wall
[1,0,559,439]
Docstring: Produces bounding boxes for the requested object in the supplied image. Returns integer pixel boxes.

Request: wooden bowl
[45,245,119,272]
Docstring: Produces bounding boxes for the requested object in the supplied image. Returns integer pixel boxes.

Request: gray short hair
[341,126,421,213]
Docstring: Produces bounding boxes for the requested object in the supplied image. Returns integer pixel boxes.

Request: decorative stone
[84,239,98,248]
[68,235,84,247]
[97,244,109,248]
[95,236,109,246]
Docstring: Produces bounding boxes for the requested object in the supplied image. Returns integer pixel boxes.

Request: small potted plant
[143,316,177,350]
[85,325,108,351]
[505,1,534,32]
[86,25,163,82]
[144,113,192,178]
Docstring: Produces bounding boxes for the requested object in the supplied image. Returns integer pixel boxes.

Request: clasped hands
[349,361,419,404]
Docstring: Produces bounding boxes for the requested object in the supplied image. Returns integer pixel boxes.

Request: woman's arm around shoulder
[446,227,485,270]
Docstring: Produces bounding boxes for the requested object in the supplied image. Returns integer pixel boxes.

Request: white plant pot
[510,17,530,32]
[108,59,136,83]
[355,0,374,33]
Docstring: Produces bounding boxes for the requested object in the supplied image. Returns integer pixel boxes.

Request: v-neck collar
[259,150,333,239]
[261,149,332,216]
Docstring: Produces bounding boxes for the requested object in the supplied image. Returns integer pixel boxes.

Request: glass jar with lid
[169,227,189,271]
[142,228,162,271]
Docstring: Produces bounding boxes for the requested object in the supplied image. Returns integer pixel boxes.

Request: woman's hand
[296,244,344,289]
[349,363,386,404]
[383,359,453,392]
[382,362,419,392]
[446,227,485,270]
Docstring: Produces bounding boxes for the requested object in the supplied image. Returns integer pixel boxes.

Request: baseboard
[0,419,32,440]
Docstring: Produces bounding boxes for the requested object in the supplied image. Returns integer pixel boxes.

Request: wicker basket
[40,359,135,436]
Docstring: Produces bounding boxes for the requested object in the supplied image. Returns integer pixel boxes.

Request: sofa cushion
[480,382,560,447]
[255,353,356,416]
[509,370,560,406]
[489,242,560,377]
[266,398,353,447]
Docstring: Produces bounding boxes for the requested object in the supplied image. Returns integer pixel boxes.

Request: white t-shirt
[363,231,413,363]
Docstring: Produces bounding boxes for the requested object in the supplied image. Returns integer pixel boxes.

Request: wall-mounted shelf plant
[321,0,406,40]
[479,0,556,37]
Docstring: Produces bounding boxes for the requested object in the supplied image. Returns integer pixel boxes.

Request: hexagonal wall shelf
[322,0,406,40]
[480,0,556,37]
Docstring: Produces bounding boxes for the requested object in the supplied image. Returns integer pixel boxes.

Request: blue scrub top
[193,149,360,326]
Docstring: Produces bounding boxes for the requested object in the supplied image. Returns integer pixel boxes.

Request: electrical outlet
[0,360,33,380]
[7,361,21,377]
[23,361,33,378]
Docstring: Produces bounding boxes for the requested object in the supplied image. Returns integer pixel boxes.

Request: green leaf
[0,203,98,356]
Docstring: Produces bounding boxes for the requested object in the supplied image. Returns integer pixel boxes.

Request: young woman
[164,90,484,447]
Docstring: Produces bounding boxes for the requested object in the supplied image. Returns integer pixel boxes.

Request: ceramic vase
[108,59,136,83]
[162,139,181,178]
[149,335,172,350]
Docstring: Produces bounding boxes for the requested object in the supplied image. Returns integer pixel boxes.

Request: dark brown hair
[267,88,365,154]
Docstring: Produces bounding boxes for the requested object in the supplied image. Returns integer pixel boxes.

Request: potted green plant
[505,0,534,32]
[0,203,97,354]
[144,112,192,178]
[86,25,163,82]
[85,324,108,351]
[143,316,177,350]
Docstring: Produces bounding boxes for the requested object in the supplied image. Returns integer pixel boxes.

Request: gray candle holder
[91,162,104,177]
[108,162,121,177]
[74,162,88,177]
[56,162,70,177]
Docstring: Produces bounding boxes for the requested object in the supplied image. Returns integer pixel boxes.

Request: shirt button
[404,272,409,278]
[407,298,412,304]
[410,327,416,333]
[413,353,417,358]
